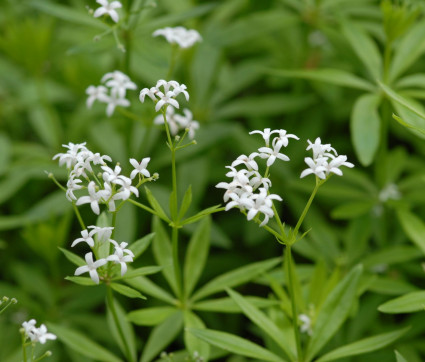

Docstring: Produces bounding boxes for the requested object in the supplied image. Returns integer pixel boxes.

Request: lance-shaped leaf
[128,233,154,259]
[184,311,210,360]
[395,350,408,362]
[188,328,286,362]
[192,296,279,313]
[397,209,425,255]
[191,257,281,302]
[125,276,175,304]
[267,68,375,91]
[144,187,170,222]
[341,20,382,80]
[316,327,409,362]
[141,311,184,362]
[228,288,296,361]
[378,291,425,314]
[111,283,146,299]
[128,306,177,326]
[350,93,381,166]
[305,264,363,361]
[178,185,192,221]
[119,266,163,280]
[65,276,96,286]
[184,217,211,298]
[182,204,222,225]
[59,247,85,267]
[47,323,121,362]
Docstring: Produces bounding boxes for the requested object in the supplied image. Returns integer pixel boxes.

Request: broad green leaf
[59,247,85,267]
[184,311,210,361]
[305,265,363,361]
[125,276,175,304]
[378,291,425,314]
[397,209,425,255]
[152,217,178,295]
[316,327,409,362]
[184,217,211,298]
[341,21,382,80]
[145,187,170,222]
[182,205,222,225]
[267,68,375,91]
[178,185,192,221]
[111,283,146,299]
[390,21,425,82]
[47,323,122,362]
[107,298,137,362]
[65,276,96,286]
[395,350,408,362]
[192,296,279,313]
[188,328,285,362]
[127,307,177,326]
[119,266,162,279]
[128,233,154,259]
[228,289,296,360]
[192,257,281,302]
[141,311,184,362]
[350,93,381,166]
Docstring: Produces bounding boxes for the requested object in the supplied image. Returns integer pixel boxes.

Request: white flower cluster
[154,106,199,139]
[216,128,299,226]
[93,0,122,23]
[300,138,354,179]
[53,142,155,215]
[86,70,136,117]
[72,226,134,284]
[22,319,56,345]
[153,26,202,48]
[140,80,189,112]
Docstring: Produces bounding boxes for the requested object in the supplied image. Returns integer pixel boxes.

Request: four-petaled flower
[153,26,202,48]
[93,0,122,23]
[130,158,151,179]
[74,252,107,284]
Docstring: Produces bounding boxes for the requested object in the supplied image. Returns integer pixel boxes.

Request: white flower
[31,324,57,344]
[379,183,401,202]
[103,94,130,117]
[102,164,122,184]
[259,144,290,167]
[114,176,139,200]
[153,26,202,48]
[306,137,336,159]
[325,155,354,176]
[71,229,95,248]
[74,252,107,284]
[66,176,83,201]
[174,108,199,139]
[249,128,278,147]
[129,158,151,179]
[272,129,299,149]
[154,106,180,135]
[299,314,313,335]
[87,152,112,166]
[22,319,37,338]
[140,80,189,112]
[76,181,103,215]
[300,157,327,179]
[240,188,282,227]
[52,142,87,169]
[231,153,259,171]
[93,0,122,23]
[86,85,108,108]
[140,87,158,103]
[107,241,134,276]
[87,226,114,242]
[101,70,137,99]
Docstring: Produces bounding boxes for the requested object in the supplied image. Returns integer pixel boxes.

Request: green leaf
[331,201,375,219]
[184,217,211,298]
[316,327,409,362]
[188,328,285,362]
[178,185,192,221]
[127,307,177,326]
[305,265,363,361]
[182,204,222,225]
[47,323,122,362]
[128,233,154,259]
[141,311,184,362]
[169,190,178,221]
[395,350,408,362]
[393,114,425,136]
[267,68,375,91]
[396,73,425,89]
[111,283,146,299]
[107,298,137,362]
[125,276,175,304]
[0,132,11,176]
[341,20,382,80]
[378,291,425,314]
[227,289,296,360]
[59,247,85,267]
[152,217,178,295]
[192,296,280,313]
[397,209,425,255]
[119,266,163,279]
[350,94,381,166]
[363,246,423,270]
[144,187,170,222]
[184,311,210,361]
[192,257,281,302]
[390,21,425,82]
[65,276,96,286]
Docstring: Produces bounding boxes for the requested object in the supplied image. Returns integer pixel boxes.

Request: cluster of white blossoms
[72,226,134,284]
[153,26,202,48]
[300,137,354,179]
[140,79,189,112]
[154,106,199,139]
[93,0,122,23]
[86,70,137,117]
[217,128,299,226]
[22,319,56,345]
[53,142,156,215]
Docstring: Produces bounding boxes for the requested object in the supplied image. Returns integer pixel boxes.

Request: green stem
[127,199,157,216]
[167,45,179,79]
[72,203,86,229]
[285,246,303,362]
[383,41,392,84]
[172,227,183,299]
[21,333,27,362]
[106,286,134,362]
